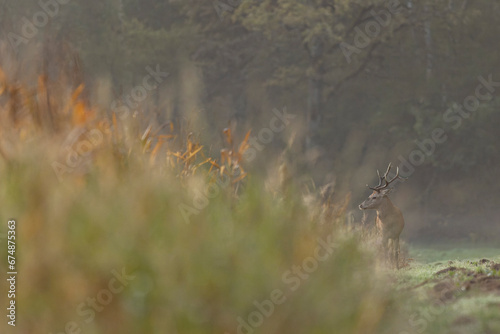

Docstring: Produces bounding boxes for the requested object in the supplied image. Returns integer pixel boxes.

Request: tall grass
[0,64,402,334]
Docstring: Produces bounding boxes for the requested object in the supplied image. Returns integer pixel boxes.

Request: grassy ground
[409,243,500,264]
[395,244,500,334]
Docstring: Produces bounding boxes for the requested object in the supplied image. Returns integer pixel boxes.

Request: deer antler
[368,169,385,190]
[367,163,406,191]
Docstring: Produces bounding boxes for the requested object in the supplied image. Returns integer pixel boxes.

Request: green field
[395,244,500,334]
[409,244,500,264]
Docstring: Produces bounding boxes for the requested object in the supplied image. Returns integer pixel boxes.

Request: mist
[1,1,500,333]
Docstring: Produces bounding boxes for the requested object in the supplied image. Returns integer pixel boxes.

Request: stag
[359,163,406,269]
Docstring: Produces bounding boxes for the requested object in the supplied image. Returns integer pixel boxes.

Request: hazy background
[1,0,499,241]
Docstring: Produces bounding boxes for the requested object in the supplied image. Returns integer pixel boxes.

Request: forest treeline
[0,0,499,240]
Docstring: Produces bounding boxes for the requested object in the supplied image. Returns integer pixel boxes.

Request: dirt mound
[431,265,500,296]
[435,266,468,275]
[464,275,500,292]
[432,281,456,302]
[490,262,500,271]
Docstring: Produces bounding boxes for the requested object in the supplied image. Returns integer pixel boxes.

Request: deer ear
[380,188,393,195]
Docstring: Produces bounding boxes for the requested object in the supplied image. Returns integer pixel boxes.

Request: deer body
[375,197,404,242]
[359,163,406,269]
[376,197,404,268]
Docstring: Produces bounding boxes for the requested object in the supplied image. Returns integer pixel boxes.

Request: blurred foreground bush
[0,68,402,334]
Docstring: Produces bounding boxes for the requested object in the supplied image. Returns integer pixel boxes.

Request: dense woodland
[1,0,499,240]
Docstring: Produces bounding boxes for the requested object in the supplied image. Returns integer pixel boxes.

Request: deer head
[359,163,405,210]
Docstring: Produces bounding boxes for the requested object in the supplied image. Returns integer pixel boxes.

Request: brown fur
[359,189,405,269]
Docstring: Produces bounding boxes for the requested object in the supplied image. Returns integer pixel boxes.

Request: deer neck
[376,197,397,219]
